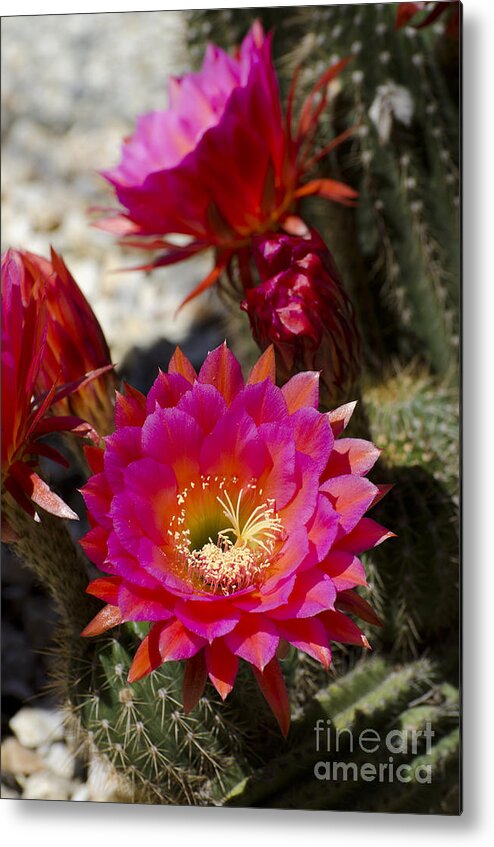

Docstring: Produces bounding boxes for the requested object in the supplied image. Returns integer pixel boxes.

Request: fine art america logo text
[313,719,435,784]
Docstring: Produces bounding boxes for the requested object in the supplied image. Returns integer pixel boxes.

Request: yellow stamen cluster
[189,538,269,595]
[167,475,285,595]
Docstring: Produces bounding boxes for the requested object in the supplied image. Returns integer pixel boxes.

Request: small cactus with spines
[64,630,249,804]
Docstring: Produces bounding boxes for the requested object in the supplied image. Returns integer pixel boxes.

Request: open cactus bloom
[1,249,113,538]
[99,20,357,307]
[80,343,393,736]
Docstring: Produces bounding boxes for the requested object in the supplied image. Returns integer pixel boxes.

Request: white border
[2,0,493,843]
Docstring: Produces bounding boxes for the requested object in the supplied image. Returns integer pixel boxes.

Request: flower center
[167,476,285,595]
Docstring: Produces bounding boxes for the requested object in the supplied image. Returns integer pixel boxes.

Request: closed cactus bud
[241,228,361,409]
[16,248,116,436]
[1,249,110,537]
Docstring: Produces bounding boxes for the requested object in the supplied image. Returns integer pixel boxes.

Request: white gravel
[2,705,130,802]
[9,707,65,749]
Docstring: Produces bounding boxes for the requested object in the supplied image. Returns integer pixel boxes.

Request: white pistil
[216,488,283,553]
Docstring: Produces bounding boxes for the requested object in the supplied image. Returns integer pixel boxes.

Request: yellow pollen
[190,539,268,595]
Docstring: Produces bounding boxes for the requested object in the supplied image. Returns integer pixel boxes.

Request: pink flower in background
[396,2,460,39]
[242,228,361,409]
[99,21,357,307]
[1,249,108,538]
[80,343,392,735]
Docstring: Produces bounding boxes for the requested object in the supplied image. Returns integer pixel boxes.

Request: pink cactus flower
[99,21,357,307]
[242,227,361,409]
[80,344,393,735]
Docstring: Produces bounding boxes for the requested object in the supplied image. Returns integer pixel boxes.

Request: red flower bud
[17,248,116,436]
[242,229,361,409]
[1,249,114,536]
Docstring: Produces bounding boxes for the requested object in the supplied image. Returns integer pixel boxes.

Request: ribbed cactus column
[2,493,96,630]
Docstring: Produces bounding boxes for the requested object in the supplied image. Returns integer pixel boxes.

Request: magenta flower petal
[229,379,288,426]
[118,583,174,623]
[174,598,241,642]
[199,406,270,483]
[106,533,163,589]
[225,616,279,671]
[290,407,334,476]
[141,406,202,487]
[276,617,332,668]
[271,569,337,620]
[109,493,143,555]
[236,574,297,614]
[278,452,321,530]
[145,371,192,414]
[258,421,297,510]
[321,475,378,536]
[322,551,368,591]
[103,426,142,491]
[282,372,320,413]
[261,526,310,592]
[304,493,340,565]
[336,517,396,555]
[158,618,206,662]
[137,537,194,595]
[324,438,381,478]
[197,342,244,405]
[206,640,239,700]
[119,459,177,542]
[177,382,228,434]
